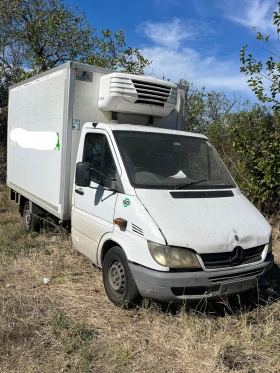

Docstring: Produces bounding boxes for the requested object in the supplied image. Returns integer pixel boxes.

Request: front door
[72,130,119,263]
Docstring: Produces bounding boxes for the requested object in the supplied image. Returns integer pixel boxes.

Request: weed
[52,313,71,333]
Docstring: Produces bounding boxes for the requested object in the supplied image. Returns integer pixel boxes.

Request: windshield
[113,131,236,190]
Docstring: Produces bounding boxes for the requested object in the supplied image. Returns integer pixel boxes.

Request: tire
[102,246,141,307]
[23,200,41,232]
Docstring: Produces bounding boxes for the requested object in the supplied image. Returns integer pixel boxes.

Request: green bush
[207,104,280,215]
[231,106,280,214]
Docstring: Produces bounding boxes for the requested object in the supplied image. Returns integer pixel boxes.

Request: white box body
[7,62,186,220]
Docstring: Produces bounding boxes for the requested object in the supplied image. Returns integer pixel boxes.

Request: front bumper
[129,254,274,302]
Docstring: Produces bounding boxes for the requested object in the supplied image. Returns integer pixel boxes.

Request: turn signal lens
[148,241,201,268]
[114,218,127,229]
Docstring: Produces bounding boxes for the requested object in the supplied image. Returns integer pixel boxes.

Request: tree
[185,85,241,187]
[240,2,280,110]
[0,0,150,133]
[0,0,150,182]
[231,105,280,213]
[185,84,237,134]
[0,0,95,73]
[0,0,150,108]
[81,30,150,75]
[185,83,280,214]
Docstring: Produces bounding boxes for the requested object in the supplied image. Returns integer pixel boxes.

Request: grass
[0,186,280,373]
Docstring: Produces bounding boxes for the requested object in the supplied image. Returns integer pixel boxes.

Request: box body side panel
[7,69,69,218]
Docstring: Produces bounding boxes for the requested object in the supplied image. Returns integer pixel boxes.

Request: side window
[83,133,117,185]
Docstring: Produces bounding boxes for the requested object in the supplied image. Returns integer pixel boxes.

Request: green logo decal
[55,133,60,150]
[123,198,130,207]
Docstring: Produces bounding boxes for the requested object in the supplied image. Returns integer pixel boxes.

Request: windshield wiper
[172,179,207,190]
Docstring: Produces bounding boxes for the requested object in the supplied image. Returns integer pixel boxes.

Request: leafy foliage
[185,84,237,134]
[231,106,280,213]
[81,30,150,75]
[185,86,280,214]
[240,2,280,110]
[0,0,150,169]
[0,0,150,109]
[0,107,8,144]
[0,0,94,73]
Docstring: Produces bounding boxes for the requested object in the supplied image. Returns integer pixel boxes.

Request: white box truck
[7,62,273,306]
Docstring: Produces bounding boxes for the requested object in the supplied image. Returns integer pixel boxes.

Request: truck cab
[72,122,273,306]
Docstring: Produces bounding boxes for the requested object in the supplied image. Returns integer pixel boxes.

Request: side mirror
[103,178,118,192]
[75,162,91,187]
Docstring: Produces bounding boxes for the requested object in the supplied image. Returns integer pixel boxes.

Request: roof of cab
[83,122,207,139]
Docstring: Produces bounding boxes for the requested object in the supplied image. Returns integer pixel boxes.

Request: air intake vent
[170,190,234,198]
[209,268,264,283]
[98,73,177,117]
[131,223,144,236]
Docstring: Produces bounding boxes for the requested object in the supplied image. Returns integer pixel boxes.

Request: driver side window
[83,133,116,185]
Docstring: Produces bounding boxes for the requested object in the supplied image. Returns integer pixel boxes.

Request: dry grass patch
[270,215,280,263]
[0,188,280,373]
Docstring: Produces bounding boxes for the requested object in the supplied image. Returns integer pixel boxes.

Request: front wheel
[102,246,141,307]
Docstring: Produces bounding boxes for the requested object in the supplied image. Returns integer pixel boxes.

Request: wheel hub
[108,260,125,294]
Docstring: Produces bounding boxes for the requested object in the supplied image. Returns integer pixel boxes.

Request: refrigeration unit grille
[98,72,178,117]
[131,79,176,107]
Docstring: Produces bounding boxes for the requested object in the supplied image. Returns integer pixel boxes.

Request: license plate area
[220,278,257,295]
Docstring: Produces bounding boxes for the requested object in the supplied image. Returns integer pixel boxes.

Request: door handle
[75,188,84,195]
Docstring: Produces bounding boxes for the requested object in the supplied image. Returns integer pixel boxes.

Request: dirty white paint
[10,128,59,150]
[135,188,271,253]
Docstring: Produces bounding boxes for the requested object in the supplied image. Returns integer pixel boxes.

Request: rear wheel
[23,200,41,232]
[102,246,141,307]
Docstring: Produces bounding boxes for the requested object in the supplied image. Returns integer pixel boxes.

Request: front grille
[200,245,265,269]
[132,79,177,107]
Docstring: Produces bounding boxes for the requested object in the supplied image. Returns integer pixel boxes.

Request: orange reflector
[114,218,127,229]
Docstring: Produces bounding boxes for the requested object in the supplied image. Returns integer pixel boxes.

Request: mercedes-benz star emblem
[231,246,244,266]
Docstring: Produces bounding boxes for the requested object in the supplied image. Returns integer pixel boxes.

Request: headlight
[268,235,273,254]
[148,241,201,268]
